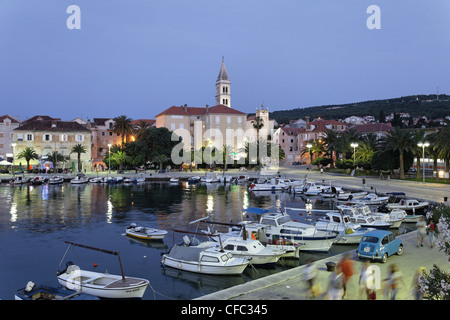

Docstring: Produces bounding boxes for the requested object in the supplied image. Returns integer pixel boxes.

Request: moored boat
[15,281,99,300]
[126,223,168,240]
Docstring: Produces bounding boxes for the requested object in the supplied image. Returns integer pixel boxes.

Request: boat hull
[161,255,248,275]
[57,268,149,299]
[126,229,167,240]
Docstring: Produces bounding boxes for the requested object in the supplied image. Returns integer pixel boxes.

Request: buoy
[93,262,98,268]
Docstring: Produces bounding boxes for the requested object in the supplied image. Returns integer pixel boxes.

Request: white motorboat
[125,223,168,240]
[188,176,201,184]
[161,244,250,275]
[350,193,390,205]
[10,176,31,185]
[249,178,289,191]
[302,182,330,196]
[88,177,103,183]
[315,212,373,244]
[57,241,149,299]
[70,175,88,184]
[336,191,368,201]
[338,204,403,229]
[404,213,423,223]
[386,199,429,211]
[48,176,64,185]
[195,236,286,266]
[57,263,149,299]
[169,177,179,183]
[245,210,337,252]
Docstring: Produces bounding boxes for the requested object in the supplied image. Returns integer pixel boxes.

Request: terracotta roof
[0,115,20,123]
[281,127,305,135]
[350,123,394,133]
[131,119,156,126]
[15,120,91,132]
[92,118,114,126]
[156,105,246,117]
[22,115,60,125]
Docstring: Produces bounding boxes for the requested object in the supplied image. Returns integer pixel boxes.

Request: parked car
[357,230,403,263]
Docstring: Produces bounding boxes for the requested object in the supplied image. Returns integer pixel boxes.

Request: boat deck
[105,278,148,289]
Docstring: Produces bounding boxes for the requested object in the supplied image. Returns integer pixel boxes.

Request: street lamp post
[350,142,358,169]
[108,143,112,176]
[418,141,430,183]
[11,143,16,177]
[306,143,312,164]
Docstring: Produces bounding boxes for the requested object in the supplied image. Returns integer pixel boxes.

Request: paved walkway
[196,230,449,300]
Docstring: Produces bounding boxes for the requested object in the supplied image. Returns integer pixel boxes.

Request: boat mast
[64,241,126,281]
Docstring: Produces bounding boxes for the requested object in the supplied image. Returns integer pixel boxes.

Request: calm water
[0,181,412,300]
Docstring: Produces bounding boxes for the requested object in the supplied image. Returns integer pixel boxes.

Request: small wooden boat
[15,281,99,300]
[161,244,250,275]
[57,241,149,299]
[126,223,168,240]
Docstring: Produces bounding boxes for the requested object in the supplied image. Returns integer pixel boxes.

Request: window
[224,245,235,251]
[26,134,33,141]
[236,246,248,251]
[75,134,84,142]
[60,134,68,142]
[17,133,23,141]
[171,123,175,130]
[227,116,231,124]
[216,116,220,124]
[101,132,105,136]
[238,117,242,124]
[381,236,389,245]
[43,134,52,141]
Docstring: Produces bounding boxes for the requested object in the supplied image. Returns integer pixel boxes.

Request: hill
[269,94,450,124]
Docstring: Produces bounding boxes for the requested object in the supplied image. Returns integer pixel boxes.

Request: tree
[385,127,413,179]
[17,147,39,173]
[70,143,87,172]
[323,129,340,167]
[152,154,168,171]
[411,130,426,180]
[251,116,265,143]
[46,151,65,172]
[113,115,133,149]
[111,151,130,172]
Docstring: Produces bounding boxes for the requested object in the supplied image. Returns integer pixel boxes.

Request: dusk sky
[1,0,450,121]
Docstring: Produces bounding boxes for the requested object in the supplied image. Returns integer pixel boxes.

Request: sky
[1,0,450,122]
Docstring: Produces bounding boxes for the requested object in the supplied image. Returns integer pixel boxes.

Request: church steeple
[216,58,231,107]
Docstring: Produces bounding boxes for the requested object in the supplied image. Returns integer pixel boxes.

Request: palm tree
[111,151,130,172]
[385,127,413,179]
[46,151,65,172]
[152,154,168,172]
[323,129,339,166]
[222,144,235,171]
[134,120,150,140]
[71,143,87,172]
[17,147,39,173]
[412,130,426,179]
[251,116,264,143]
[113,115,133,149]
[435,128,450,168]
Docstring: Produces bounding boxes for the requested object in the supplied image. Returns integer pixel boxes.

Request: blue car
[357,230,403,263]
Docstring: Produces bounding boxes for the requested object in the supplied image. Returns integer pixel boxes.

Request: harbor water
[0,181,415,300]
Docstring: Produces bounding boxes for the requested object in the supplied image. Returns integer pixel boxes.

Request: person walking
[302,259,317,299]
[359,260,376,299]
[327,264,343,300]
[428,219,436,248]
[412,267,426,300]
[337,253,354,299]
[386,264,405,300]
[416,216,427,247]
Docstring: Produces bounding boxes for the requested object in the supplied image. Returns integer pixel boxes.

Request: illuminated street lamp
[417,141,430,183]
[350,142,358,168]
[108,143,112,175]
[11,143,16,177]
[306,143,312,164]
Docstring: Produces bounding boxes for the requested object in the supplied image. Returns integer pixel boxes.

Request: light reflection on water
[0,182,413,300]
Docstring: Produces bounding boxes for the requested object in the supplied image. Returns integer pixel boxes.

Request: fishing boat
[125,223,168,240]
[15,281,99,300]
[70,175,89,184]
[88,177,103,183]
[336,191,368,201]
[349,193,390,205]
[10,176,31,185]
[169,177,179,183]
[386,199,429,211]
[57,241,150,299]
[249,178,289,191]
[338,204,403,229]
[235,208,337,252]
[48,176,64,185]
[315,212,373,244]
[161,237,250,275]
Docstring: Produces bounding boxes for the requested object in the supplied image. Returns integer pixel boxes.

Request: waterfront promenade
[196,230,449,300]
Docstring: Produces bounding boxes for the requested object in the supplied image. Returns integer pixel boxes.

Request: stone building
[0,115,20,161]
[12,116,91,171]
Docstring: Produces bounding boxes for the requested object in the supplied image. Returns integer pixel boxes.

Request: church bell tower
[215,58,231,107]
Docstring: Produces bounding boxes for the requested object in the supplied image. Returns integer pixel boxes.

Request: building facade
[0,115,20,161]
[12,116,92,171]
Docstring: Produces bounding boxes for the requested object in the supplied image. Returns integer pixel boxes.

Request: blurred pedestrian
[416,216,427,247]
[412,267,426,300]
[428,219,436,248]
[359,260,376,299]
[386,264,405,300]
[327,264,343,300]
[337,253,354,299]
[302,259,317,299]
